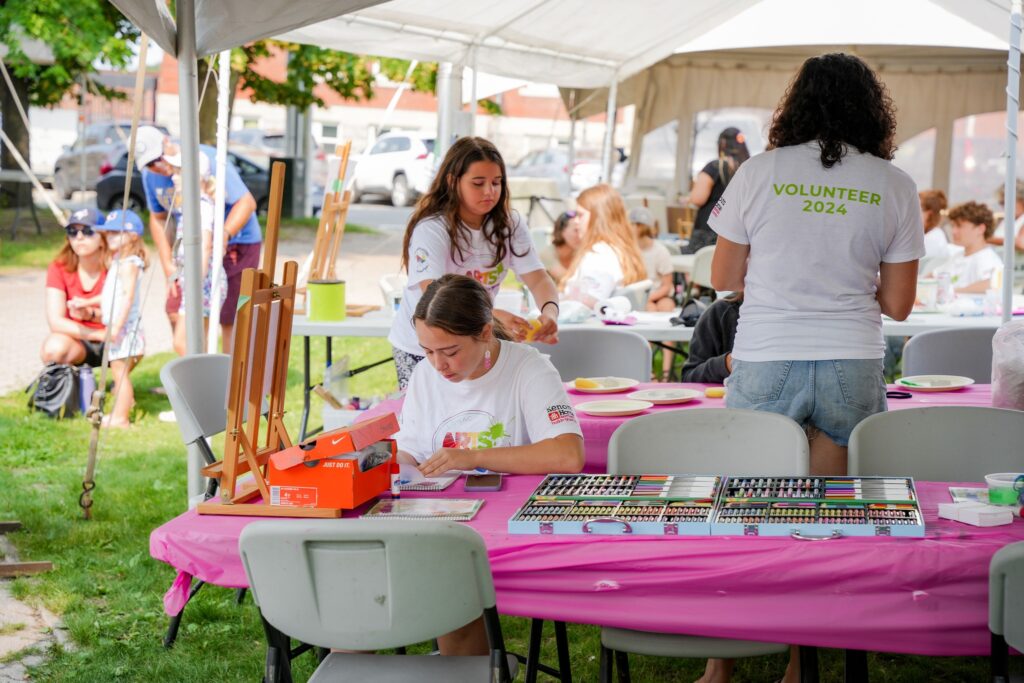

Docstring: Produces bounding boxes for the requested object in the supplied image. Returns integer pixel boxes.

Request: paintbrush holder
[307,279,346,321]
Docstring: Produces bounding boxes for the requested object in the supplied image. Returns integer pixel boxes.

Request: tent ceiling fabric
[279,0,759,88]
[108,0,385,57]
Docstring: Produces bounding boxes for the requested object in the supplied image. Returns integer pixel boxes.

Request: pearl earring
[483,348,492,370]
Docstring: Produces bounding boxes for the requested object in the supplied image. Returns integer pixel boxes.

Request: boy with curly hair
[945,201,1003,293]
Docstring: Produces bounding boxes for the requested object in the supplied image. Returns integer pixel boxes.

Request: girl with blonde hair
[562,184,646,306]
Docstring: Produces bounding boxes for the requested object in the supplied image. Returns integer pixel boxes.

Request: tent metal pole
[469,47,478,136]
[1003,0,1021,323]
[601,76,619,183]
[568,90,577,195]
[208,49,230,354]
[177,0,206,504]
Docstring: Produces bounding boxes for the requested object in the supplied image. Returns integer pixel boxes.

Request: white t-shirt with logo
[946,247,1003,289]
[395,340,582,464]
[389,214,544,355]
[564,242,624,302]
[708,143,925,361]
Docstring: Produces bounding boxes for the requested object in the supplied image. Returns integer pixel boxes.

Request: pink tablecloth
[360,383,996,472]
[150,476,1024,656]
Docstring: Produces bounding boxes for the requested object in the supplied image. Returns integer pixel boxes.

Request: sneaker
[158,410,177,423]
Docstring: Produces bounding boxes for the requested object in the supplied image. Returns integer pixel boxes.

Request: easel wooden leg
[0,521,52,578]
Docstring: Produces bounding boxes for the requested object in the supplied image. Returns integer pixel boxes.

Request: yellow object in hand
[525,319,543,341]
[705,387,726,398]
[575,378,600,389]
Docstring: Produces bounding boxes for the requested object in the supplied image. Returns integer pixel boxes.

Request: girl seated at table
[395,274,584,656]
[561,184,647,308]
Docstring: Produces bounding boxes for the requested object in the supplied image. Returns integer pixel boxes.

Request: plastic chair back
[159,354,231,446]
[532,328,651,382]
[240,519,497,651]
[901,327,996,383]
[608,408,809,476]
[613,279,654,311]
[849,406,1024,480]
[990,542,1024,653]
[690,245,716,289]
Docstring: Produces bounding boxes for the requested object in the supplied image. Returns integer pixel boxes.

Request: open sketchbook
[363,498,484,521]
[398,464,460,492]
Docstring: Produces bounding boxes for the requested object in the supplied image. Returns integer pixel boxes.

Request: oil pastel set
[508,474,925,538]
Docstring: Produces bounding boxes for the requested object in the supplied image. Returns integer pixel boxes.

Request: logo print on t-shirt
[466,261,506,288]
[433,410,512,451]
[546,404,576,425]
[711,196,726,218]
[414,247,429,273]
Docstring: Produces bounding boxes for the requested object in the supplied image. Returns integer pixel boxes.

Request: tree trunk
[197,57,241,146]
[0,67,31,208]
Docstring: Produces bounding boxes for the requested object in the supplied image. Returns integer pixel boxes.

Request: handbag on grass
[26,363,79,419]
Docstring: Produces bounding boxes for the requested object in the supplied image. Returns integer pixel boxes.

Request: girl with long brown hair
[41,208,110,367]
[390,137,560,390]
[561,184,646,307]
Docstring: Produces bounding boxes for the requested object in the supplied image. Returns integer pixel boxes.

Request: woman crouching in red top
[41,208,110,366]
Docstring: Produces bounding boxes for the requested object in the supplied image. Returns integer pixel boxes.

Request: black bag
[670,297,709,328]
[26,363,79,419]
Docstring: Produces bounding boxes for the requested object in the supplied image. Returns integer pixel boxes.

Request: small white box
[938,502,1014,527]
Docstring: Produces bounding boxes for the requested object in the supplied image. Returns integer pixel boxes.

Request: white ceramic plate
[572,377,641,394]
[895,375,975,392]
[576,399,653,417]
[626,388,702,405]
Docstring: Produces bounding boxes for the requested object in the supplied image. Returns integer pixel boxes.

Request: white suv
[351,132,435,207]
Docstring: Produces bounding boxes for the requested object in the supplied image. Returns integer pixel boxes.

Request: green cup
[307,280,346,322]
[986,473,1022,506]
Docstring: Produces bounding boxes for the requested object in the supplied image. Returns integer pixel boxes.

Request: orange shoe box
[267,413,399,510]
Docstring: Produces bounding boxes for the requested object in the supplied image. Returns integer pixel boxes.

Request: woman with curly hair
[703,51,925,683]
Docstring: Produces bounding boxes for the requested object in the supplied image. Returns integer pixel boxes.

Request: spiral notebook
[398,472,460,492]
[363,498,484,521]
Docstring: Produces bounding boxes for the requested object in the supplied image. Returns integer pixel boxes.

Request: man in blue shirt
[134,126,261,353]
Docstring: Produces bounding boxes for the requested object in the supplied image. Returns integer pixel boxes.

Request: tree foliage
[0,0,137,106]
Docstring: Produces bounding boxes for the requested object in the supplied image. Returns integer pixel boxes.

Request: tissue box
[938,502,1014,527]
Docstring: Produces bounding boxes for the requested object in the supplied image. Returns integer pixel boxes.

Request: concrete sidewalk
[1,231,403,395]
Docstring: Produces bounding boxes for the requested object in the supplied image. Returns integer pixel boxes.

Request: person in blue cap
[41,207,109,367]
[95,209,148,428]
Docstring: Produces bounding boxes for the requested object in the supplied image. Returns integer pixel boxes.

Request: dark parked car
[95,151,271,216]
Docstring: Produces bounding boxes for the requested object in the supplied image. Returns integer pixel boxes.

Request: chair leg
[235,588,247,605]
[163,580,205,648]
[260,615,294,683]
[599,644,614,683]
[799,645,820,683]
[554,620,572,683]
[844,649,868,682]
[525,618,544,683]
[615,650,631,683]
[992,631,1010,683]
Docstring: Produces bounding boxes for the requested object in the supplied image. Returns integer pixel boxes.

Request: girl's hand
[418,448,479,478]
[492,308,530,341]
[530,312,559,344]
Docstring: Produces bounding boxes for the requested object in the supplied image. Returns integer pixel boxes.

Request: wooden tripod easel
[310,141,353,283]
[197,161,342,518]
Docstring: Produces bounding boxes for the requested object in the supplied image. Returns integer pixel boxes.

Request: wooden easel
[310,141,353,284]
[197,161,341,518]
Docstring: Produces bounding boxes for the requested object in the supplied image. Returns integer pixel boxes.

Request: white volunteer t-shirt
[565,242,624,302]
[947,247,1003,289]
[389,213,544,354]
[923,227,948,258]
[395,340,582,464]
[708,143,925,361]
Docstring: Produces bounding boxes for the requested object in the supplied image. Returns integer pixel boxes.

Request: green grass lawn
[0,327,995,681]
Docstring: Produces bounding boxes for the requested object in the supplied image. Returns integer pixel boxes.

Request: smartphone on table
[464,473,503,492]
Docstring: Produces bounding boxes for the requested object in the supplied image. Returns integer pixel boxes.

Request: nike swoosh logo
[331,437,346,446]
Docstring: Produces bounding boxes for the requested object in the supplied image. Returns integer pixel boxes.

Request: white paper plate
[572,377,641,394]
[626,388,702,405]
[895,375,975,392]
[576,399,653,417]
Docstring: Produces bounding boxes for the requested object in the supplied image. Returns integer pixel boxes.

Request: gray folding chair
[532,328,651,382]
[990,542,1024,683]
[159,353,235,648]
[901,328,996,383]
[600,409,807,682]
[239,519,517,683]
[848,407,1024,481]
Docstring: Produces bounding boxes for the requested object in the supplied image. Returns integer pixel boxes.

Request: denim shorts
[725,359,887,447]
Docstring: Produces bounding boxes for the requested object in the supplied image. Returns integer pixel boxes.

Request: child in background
[629,206,675,311]
[537,211,580,281]
[945,201,1003,294]
[562,184,647,307]
[168,153,228,356]
[681,294,742,384]
[919,189,950,273]
[97,210,147,428]
[390,137,561,390]
[396,274,584,656]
